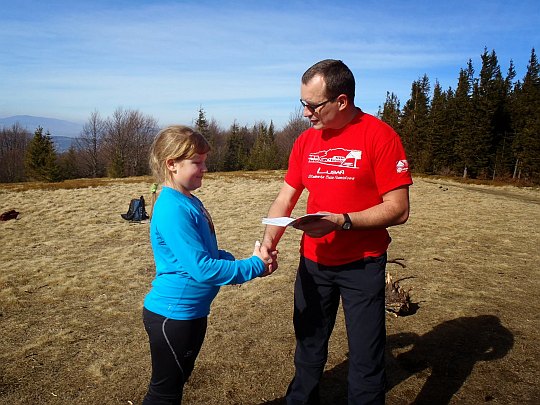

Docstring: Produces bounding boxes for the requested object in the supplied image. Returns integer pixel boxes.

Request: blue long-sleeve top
[144,186,265,320]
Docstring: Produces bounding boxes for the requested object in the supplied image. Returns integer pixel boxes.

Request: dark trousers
[142,308,207,405]
[286,255,387,405]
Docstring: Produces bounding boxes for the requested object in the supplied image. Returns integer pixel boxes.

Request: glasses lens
[300,99,311,109]
[300,98,335,112]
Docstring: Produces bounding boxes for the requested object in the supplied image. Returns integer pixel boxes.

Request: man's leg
[339,255,387,405]
[286,257,341,405]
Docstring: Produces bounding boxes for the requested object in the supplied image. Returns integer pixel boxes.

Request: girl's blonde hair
[149,125,211,183]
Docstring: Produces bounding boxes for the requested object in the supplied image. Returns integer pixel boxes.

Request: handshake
[253,240,279,277]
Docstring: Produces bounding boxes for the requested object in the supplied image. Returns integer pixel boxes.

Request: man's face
[300,75,339,130]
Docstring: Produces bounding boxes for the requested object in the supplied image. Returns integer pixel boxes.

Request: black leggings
[142,308,207,405]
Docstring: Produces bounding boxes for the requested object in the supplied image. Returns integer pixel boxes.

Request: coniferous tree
[108,151,125,178]
[400,74,431,171]
[248,122,279,170]
[194,107,212,151]
[512,48,540,181]
[429,81,452,174]
[207,118,226,172]
[268,120,275,142]
[497,60,517,178]
[195,106,210,138]
[378,91,401,130]
[223,121,247,171]
[452,61,476,177]
[196,107,225,172]
[58,146,81,180]
[474,48,506,178]
[25,126,62,182]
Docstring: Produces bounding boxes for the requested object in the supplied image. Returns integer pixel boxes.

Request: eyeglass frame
[299,96,338,113]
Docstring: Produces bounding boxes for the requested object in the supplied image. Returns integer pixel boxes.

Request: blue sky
[1,0,538,130]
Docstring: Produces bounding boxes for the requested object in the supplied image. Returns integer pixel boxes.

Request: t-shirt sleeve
[284,135,305,190]
[372,130,413,196]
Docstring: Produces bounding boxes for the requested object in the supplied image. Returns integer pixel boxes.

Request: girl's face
[166,153,208,196]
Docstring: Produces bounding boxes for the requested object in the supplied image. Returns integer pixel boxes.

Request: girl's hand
[253,240,277,277]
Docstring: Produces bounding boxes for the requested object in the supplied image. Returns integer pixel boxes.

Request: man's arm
[260,181,303,269]
[297,185,410,238]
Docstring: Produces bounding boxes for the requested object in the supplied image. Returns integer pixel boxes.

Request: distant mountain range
[50,136,78,153]
[0,115,83,138]
[0,115,83,153]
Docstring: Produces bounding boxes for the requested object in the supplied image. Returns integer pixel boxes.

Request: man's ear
[337,94,348,111]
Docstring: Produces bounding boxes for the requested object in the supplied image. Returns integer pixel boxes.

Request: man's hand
[293,213,340,238]
[254,240,279,277]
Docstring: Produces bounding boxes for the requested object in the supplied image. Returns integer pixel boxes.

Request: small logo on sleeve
[396,160,409,173]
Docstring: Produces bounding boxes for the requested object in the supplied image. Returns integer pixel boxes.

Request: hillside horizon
[0,115,83,138]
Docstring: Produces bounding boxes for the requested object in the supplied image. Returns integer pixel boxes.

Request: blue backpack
[121,196,149,222]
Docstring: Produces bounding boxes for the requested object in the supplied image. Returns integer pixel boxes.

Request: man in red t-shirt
[262,59,412,404]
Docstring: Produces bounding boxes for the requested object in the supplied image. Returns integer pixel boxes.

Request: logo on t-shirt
[396,160,409,173]
[308,148,362,169]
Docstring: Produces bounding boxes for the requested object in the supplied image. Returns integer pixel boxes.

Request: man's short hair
[302,59,355,103]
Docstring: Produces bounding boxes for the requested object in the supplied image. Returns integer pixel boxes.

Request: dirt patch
[1,172,539,404]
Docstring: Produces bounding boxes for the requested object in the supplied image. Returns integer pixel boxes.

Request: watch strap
[342,213,352,230]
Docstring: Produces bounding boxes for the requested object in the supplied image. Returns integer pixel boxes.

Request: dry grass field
[1,171,539,404]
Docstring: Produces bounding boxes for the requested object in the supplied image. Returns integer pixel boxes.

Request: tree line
[1,48,538,184]
[379,47,539,182]
[0,106,309,183]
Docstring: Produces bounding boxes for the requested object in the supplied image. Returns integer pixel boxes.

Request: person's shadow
[260,315,514,404]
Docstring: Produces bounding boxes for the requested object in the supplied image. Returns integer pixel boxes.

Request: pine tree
[195,106,209,136]
[475,48,507,178]
[400,75,431,171]
[195,106,219,171]
[429,81,453,174]
[452,61,476,178]
[223,122,247,171]
[512,48,540,181]
[25,126,62,182]
[58,146,81,180]
[108,150,125,178]
[495,60,518,179]
[248,122,279,170]
[378,91,401,130]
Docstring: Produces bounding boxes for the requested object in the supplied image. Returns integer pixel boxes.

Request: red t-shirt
[285,111,413,266]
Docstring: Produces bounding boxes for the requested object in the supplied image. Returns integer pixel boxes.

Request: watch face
[343,222,351,230]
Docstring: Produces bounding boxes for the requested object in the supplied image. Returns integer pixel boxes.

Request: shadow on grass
[261,315,513,405]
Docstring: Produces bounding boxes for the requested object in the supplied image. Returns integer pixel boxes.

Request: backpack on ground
[121,196,149,222]
[0,209,19,221]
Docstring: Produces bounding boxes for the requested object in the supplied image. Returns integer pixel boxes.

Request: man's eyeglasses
[300,97,336,112]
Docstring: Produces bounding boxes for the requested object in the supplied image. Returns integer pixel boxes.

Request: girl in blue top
[142,125,272,404]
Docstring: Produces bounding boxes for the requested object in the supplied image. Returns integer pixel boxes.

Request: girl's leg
[142,308,207,405]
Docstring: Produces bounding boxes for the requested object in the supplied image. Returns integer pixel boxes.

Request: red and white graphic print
[308,148,362,169]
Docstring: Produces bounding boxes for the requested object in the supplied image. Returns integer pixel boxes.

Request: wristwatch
[342,213,352,230]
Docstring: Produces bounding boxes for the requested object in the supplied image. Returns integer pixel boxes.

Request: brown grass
[1,171,539,404]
